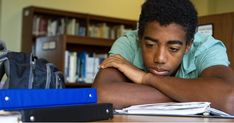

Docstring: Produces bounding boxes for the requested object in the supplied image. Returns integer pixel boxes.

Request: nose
[154,47,167,65]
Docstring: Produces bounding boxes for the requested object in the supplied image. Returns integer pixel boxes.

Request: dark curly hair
[138,0,197,43]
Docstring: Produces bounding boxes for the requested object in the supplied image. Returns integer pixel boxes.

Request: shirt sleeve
[195,42,230,74]
[108,35,135,62]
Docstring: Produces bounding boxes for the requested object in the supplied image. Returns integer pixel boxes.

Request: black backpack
[0,41,65,89]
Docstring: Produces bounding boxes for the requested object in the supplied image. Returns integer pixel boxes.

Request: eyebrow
[144,36,184,45]
[168,40,183,45]
[144,36,158,42]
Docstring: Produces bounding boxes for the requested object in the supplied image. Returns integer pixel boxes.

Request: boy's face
[140,21,191,76]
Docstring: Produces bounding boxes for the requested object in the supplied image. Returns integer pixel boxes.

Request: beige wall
[0,0,144,51]
[214,0,234,14]
[191,0,234,16]
[1,0,234,51]
[191,0,210,16]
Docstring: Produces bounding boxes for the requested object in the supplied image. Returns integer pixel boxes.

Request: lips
[148,68,170,76]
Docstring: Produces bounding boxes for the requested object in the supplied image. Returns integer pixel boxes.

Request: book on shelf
[32,16,87,37]
[32,15,135,39]
[66,18,76,35]
[115,102,234,118]
[65,51,107,83]
[61,21,133,39]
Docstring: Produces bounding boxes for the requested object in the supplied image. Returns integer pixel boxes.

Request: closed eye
[143,36,158,48]
[145,43,154,48]
[169,47,179,52]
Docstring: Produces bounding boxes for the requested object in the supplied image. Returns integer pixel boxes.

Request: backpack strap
[0,55,10,89]
[0,40,7,52]
[0,63,6,88]
[28,53,36,89]
[46,63,53,89]
[0,41,10,88]
[0,56,7,80]
[55,71,64,88]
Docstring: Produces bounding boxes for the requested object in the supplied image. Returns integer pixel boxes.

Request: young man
[93,0,234,114]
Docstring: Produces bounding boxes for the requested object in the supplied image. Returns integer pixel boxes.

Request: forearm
[92,68,174,109]
[94,80,173,109]
[142,67,234,114]
[143,73,231,102]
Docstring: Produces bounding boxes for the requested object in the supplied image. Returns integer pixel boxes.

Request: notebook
[115,102,234,118]
[0,88,97,110]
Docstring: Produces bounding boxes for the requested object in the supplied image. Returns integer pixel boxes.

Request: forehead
[142,21,187,44]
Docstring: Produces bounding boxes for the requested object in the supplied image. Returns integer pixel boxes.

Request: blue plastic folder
[0,88,97,110]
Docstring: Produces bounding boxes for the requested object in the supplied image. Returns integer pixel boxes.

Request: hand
[100,54,146,84]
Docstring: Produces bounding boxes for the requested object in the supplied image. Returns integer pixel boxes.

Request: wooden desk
[103,115,234,122]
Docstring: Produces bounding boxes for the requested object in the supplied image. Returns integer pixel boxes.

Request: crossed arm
[92,68,174,109]
[92,55,234,114]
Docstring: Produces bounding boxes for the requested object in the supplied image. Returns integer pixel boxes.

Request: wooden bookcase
[21,6,137,87]
[198,12,234,69]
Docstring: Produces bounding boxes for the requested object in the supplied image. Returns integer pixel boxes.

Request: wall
[214,0,234,14]
[0,0,144,51]
[191,0,210,16]
[1,0,234,51]
[191,0,234,16]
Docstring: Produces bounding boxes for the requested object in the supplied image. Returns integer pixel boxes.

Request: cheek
[169,53,184,68]
[142,49,154,66]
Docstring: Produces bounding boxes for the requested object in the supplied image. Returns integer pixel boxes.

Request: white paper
[115,102,232,117]
[0,110,21,123]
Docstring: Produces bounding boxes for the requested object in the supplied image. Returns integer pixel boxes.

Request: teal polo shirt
[109,30,230,79]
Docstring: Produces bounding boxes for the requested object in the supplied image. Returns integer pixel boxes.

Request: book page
[116,102,211,115]
[115,102,233,118]
[0,110,21,123]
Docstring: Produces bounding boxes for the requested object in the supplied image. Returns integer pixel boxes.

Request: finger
[101,55,122,65]
[100,57,116,66]
[100,58,122,69]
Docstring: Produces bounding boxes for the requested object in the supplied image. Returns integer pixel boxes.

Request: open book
[115,102,234,118]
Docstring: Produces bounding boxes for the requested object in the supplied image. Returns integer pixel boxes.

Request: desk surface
[104,115,234,122]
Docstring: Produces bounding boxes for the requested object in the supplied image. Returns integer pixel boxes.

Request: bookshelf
[21,6,137,87]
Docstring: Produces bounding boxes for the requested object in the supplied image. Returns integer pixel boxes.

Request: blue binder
[0,88,97,110]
